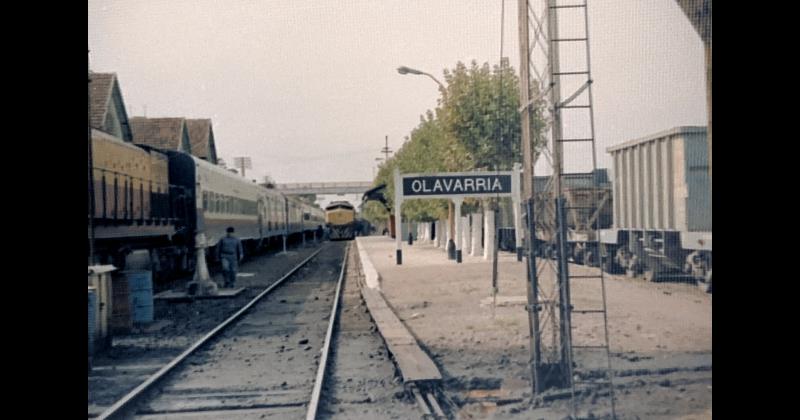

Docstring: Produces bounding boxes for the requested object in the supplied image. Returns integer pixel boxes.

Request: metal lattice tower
[518,0,616,417]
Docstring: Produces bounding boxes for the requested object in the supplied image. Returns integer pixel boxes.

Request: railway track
[94,242,348,420]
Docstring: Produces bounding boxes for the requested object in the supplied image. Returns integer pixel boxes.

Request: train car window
[139,183,144,220]
[113,177,119,220]
[202,191,208,211]
[102,173,107,219]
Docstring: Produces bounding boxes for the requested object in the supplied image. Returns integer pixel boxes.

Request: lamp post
[397,65,456,260]
[397,66,448,100]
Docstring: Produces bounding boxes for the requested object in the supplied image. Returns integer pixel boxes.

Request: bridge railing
[275,182,373,190]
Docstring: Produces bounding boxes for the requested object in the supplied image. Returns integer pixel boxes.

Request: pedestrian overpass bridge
[273,181,373,195]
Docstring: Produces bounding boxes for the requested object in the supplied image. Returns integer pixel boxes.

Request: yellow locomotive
[324,201,356,240]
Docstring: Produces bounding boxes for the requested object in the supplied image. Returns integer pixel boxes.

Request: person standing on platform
[217,226,243,288]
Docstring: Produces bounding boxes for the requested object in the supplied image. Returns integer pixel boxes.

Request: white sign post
[394,164,522,265]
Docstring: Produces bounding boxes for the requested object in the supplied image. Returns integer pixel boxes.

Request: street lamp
[396,64,456,260]
[397,65,447,99]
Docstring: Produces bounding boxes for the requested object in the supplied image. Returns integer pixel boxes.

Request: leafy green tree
[440,60,547,171]
[363,60,548,226]
[362,113,472,224]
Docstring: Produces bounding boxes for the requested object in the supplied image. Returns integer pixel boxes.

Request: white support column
[461,215,470,255]
[437,220,445,248]
[454,198,463,263]
[445,217,452,253]
[190,233,218,296]
[424,222,431,243]
[394,168,403,265]
[471,212,483,256]
[512,163,524,261]
[484,203,495,260]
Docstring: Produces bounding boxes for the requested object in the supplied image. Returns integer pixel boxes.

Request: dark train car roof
[325,201,354,211]
[533,168,610,193]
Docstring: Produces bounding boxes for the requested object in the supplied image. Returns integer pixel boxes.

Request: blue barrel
[88,288,97,356]
[125,270,153,324]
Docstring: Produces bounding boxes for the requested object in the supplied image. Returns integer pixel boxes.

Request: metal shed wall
[608,127,709,232]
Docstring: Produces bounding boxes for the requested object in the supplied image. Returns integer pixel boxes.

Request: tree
[295,194,318,206]
[440,60,547,171]
[363,60,548,226]
[362,111,474,225]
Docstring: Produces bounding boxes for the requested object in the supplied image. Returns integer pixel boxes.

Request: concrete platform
[154,287,245,302]
[353,238,442,384]
[353,234,713,417]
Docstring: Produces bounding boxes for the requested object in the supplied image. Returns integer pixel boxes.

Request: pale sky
[88,0,706,199]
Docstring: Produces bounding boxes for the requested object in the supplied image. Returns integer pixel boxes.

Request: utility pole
[233,156,252,178]
[517,0,542,395]
[381,135,392,161]
[88,48,96,266]
[381,137,396,239]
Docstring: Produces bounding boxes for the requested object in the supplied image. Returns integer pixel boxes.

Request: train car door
[257,197,266,239]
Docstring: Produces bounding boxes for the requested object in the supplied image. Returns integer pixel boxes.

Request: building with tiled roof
[185,119,218,164]
[129,117,192,154]
[89,72,132,141]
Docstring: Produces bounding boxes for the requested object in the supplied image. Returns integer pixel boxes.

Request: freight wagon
[531,169,613,266]
[599,126,712,291]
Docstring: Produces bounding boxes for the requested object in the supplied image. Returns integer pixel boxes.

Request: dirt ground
[129,242,347,419]
[319,244,415,419]
[358,236,712,419]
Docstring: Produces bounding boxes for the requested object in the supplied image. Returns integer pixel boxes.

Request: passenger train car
[530,169,613,267]
[324,201,356,240]
[89,129,325,280]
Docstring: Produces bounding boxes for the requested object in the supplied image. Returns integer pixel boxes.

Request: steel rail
[96,245,327,420]
[305,242,350,420]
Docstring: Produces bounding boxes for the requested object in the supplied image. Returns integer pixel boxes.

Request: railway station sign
[393,165,522,265]
[401,173,512,198]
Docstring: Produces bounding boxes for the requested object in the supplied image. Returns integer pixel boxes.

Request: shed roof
[89,72,132,141]
[606,126,707,153]
[185,119,218,164]
[130,117,192,153]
